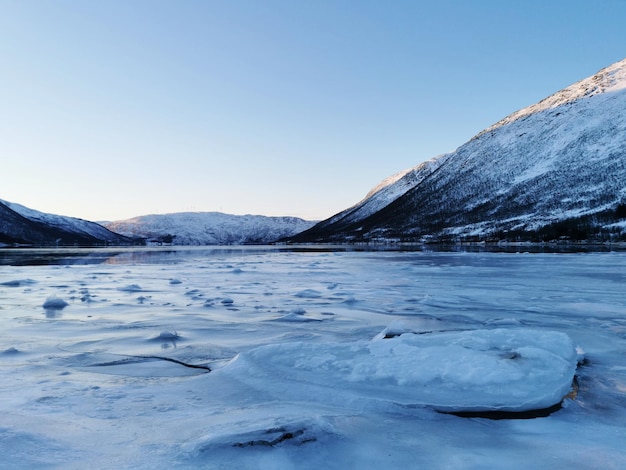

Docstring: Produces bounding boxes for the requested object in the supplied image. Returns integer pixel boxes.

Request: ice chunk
[1,279,36,287]
[42,295,69,310]
[222,328,578,413]
[373,320,409,339]
[118,284,143,292]
[154,331,180,341]
[275,313,322,322]
[295,289,322,298]
[182,416,335,454]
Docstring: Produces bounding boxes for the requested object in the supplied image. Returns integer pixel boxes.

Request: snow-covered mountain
[0,199,134,247]
[291,58,626,244]
[321,156,451,228]
[104,212,316,245]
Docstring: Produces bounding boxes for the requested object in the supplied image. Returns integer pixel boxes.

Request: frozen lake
[1,246,625,469]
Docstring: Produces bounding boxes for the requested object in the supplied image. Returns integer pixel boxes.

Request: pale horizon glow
[1,0,626,222]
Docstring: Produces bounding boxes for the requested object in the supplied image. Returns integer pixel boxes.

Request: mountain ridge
[1,199,315,247]
[482,57,626,136]
[0,199,135,246]
[103,212,315,245]
[289,58,626,244]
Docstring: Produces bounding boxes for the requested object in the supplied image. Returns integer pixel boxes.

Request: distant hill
[103,212,316,245]
[290,58,626,244]
[0,199,135,247]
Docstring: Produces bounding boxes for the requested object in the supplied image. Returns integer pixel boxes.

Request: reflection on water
[0,243,623,266]
[0,248,125,266]
[0,246,290,266]
[43,308,62,319]
[0,246,306,266]
[0,247,183,266]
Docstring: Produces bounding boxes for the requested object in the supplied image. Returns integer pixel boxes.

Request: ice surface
[1,246,625,469]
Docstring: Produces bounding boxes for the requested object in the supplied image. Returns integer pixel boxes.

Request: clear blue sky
[1,0,625,222]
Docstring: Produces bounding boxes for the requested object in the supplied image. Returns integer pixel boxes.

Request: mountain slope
[320,155,451,228]
[104,212,315,245]
[291,58,626,243]
[0,199,134,246]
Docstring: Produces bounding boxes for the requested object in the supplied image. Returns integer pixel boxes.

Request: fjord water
[1,246,625,469]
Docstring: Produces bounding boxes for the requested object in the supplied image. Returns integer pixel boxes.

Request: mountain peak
[484,57,626,134]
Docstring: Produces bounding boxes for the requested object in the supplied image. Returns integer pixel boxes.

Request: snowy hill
[0,199,134,247]
[104,212,316,245]
[291,58,626,244]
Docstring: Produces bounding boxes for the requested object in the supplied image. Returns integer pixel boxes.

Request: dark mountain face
[291,59,626,244]
[0,201,134,247]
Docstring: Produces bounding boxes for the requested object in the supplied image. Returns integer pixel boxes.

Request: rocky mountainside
[104,212,315,245]
[0,199,134,247]
[290,58,626,244]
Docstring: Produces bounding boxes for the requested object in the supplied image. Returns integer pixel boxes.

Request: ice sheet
[1,247,625,469]
[222,328,578,412]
